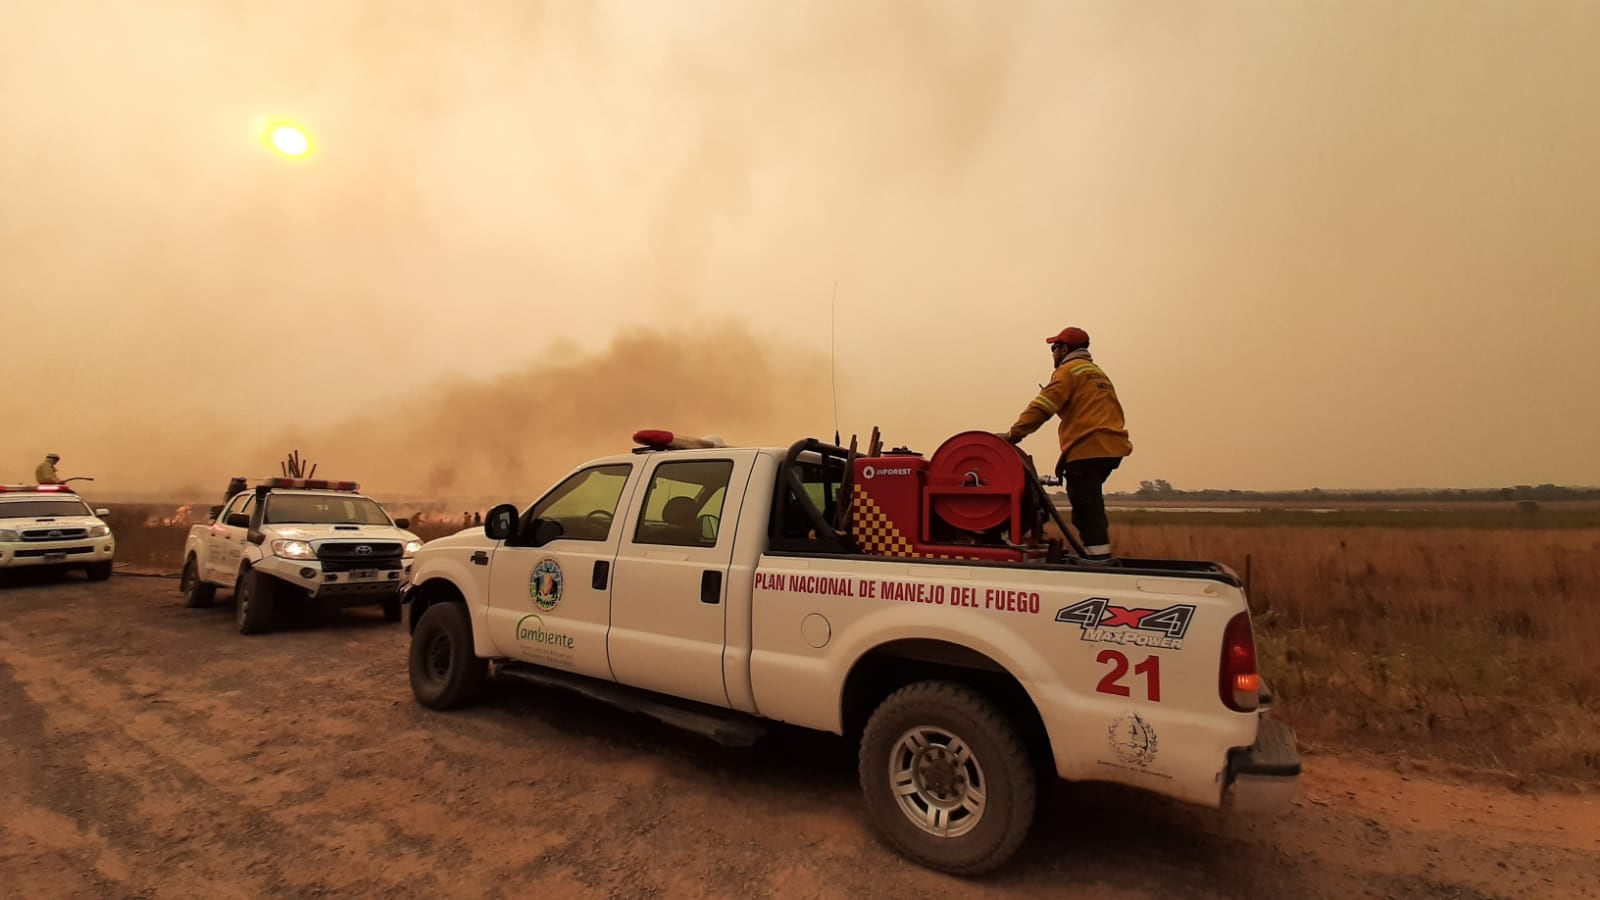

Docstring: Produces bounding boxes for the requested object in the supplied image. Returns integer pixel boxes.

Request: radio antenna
[830,280,840,444]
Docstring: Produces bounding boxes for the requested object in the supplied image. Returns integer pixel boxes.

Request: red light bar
[0,484,75,493]
[632,430,726,451]
[260,477,360,492]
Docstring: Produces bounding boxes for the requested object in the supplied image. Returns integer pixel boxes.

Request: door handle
[470,550,489,566]
[700,570,722,605]
[592,560,610,590]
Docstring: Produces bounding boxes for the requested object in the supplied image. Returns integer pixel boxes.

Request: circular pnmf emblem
[861,465,876,480]
[530,559,563,611]
[1108,711,1159,767]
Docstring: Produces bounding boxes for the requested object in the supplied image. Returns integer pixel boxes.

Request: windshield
[264,494,392,526]
[0,499,95,519]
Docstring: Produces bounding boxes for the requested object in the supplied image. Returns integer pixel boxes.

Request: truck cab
[401,430,1299,875]
[180,477,422,634]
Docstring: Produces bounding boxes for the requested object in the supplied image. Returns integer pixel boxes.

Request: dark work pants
[1058,456,1122,555]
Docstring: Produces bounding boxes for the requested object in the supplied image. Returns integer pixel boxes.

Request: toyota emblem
[355,545,372,555]
[48,530,63,538]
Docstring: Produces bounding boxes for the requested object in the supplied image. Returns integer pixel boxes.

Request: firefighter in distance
[1002,326,1132,561]
[35,453,62,484]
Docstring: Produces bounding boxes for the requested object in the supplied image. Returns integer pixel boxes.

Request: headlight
[89,524,111,538]
[403,539,423,557]
[272,540,316,560]
[0,528,18,542]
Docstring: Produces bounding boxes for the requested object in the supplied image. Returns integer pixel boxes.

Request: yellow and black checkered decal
[849,484,977,561]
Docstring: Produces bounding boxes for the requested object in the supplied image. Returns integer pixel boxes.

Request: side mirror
[226,513,250,528]
[94,508,111,517]
[484,503,520,541]
[394,517,411,530]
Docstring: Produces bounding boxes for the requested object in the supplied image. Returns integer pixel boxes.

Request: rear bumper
[0,538,115,569]
[1222,716,1301,814]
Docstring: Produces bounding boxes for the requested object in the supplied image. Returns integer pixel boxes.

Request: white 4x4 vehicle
[0,483,115,580]
[180,478,423,634]
[401,430,1300,875]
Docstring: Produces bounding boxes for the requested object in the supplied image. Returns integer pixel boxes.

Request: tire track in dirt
[0,660,131,899]
[1,620,318,896]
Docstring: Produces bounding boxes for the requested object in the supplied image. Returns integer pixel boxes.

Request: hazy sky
[2,0,1596,497]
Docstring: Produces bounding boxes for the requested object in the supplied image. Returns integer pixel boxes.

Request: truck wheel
[180,557,216,608]
[409,602,487,710]
[382,598,403,623]
[235,569,277,635]
[858,681,1037,876]
[85,561,113,582]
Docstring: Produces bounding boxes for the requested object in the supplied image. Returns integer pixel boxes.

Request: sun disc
[269,125,310,158]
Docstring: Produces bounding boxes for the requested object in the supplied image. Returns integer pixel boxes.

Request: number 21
[1095,650,1162,701]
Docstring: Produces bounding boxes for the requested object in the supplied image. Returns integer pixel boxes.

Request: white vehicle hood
[414,528,489,553]
[0,513,107,533]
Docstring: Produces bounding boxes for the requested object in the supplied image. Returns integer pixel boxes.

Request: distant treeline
[1112,480,1600,503]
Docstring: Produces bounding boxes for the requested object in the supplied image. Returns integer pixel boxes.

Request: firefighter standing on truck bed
[35,453,62,484]
[1002,326,1132,562]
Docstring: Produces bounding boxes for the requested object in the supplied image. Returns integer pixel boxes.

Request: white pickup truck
[400,431,1299,874]
[180,478,423,634]
[0,483,115,580]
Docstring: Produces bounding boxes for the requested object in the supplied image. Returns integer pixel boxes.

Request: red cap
[1045,326,1089,347]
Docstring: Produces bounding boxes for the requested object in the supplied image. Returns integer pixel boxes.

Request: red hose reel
[924,430,1030,539]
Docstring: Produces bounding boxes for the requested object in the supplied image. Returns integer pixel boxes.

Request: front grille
[22,528,89,542]
[16,546,94,558]
[321,558,405,573]
[315,541,402,562]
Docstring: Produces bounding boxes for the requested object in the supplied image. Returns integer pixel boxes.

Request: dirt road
[1,575,1595,899]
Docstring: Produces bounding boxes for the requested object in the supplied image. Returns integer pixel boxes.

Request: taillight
[1219,611,1260,712]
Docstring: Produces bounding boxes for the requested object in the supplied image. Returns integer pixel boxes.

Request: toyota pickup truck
[180,477,423,634]
[400,430,1300,875]
[0,483,115,580]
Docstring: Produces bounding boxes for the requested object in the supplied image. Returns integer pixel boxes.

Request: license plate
[352,569,378,580]
[44,553,67,562]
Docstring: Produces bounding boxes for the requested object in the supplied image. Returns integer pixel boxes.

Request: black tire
[408,602,487,710]
[858,681,1037,876]
[180,557,216,608]
[381,598,403,623]
[85,561,113,582]
[235,569,277,635]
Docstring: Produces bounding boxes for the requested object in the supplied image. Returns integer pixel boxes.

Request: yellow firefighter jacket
[35,461,61,483]
[1006,350,1133,463]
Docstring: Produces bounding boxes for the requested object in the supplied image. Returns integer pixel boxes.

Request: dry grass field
[97,504,1600,780]
[1112,522,1600,779]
